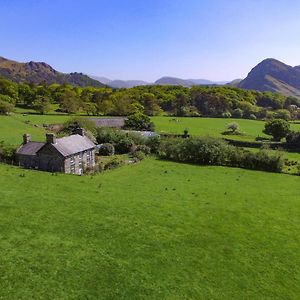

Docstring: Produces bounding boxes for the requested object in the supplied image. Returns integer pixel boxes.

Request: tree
[124,103,155,131]
[34,95,51,114]
[58,89,80,113]
[263,119,290,141]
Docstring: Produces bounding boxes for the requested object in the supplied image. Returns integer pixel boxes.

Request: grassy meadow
[0,158,300,299]
[152,116,300,141]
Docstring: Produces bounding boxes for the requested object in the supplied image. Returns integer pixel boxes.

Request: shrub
[114,137,135,154]
[227,122,240,133]
[146,135,161,153]
[96,127,120,144]
[0,99,14,115]
[286,131,300,146]
[274,109,291,121]
[98,143,115,156]
[222,111,232,118]
[132,150,146,161]
[263,119,291,141]
[0,142,16,161]
[158,137,284,173]
[135,145,151,155]
[249,114,257,120]
[232,108,244,118]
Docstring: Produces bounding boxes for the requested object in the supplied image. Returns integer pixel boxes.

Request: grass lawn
[0,158,299,299]
[0,115,46,145]
[152,116,300,141]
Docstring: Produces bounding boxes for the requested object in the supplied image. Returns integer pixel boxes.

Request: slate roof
[16,142,45,156]
[48,134,95,157]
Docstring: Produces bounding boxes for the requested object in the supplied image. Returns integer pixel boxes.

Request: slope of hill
[238,58,300,97]
[0,56,105,87]
[155,76,227,87]
[109,79,149,88]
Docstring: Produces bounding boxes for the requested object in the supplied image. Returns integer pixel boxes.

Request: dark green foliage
[114,137,135,154]
[132,150,146,161]
[0,99,14,114]
[124,112,155,131]
[135,145,151,155]
[159,137,284,172]
[232,108,244,118]
[145,135,161,153]
[98,143,115,156]
[286,131,300,147]
[0,141,16,161]
[263,119,291,141]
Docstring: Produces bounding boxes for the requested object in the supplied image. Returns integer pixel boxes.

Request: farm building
[16,129,96,175]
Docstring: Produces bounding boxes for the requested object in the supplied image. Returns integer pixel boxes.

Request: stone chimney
[23,134,31,144]
[46,133,56,144]
[74,128,85,136]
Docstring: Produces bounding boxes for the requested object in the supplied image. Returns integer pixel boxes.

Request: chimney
[74,128,85,136]
[46,133,56,144]
[23,134,31,144]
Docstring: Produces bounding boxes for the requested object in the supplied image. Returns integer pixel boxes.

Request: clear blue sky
[1,0,300,81]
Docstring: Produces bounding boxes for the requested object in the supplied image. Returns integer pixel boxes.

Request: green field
[0,158,299,299]
[152,116,300,141]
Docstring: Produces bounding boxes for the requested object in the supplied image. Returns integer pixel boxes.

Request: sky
[1,0,300,82]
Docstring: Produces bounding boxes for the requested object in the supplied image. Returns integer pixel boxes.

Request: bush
[135,145,151,155]
[227,122,240,133]
[158,137,284,173]
[249,114,257,120]
[114,137,135,154]
[286,131,300,146]
[0,99,14,115]
[98,143,115,156]
[132,150,146,161]
[263,119,291,141]
[0,142,16,161]
[232,108,244,118]
[146,135,161,153]
[222,111,232,118]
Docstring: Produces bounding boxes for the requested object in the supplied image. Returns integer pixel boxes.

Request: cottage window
[86,151,90,166]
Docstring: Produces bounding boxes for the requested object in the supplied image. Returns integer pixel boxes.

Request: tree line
[0,77,300,119]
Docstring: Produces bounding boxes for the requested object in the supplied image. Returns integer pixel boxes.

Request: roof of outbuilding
[47,134,95,157]
[16,142,45,156]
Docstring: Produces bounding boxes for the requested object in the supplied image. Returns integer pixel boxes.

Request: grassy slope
[0,159,299,299]
[152,116,300,141]
[0,115,46,145]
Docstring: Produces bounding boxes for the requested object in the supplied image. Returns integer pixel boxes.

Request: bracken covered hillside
[0,56,105,87]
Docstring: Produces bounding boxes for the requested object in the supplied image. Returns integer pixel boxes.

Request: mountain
[109,80,149,88]
[155,76,227,87]
[89,75,111,85]
[0,56,105,87]
[227,79,243,87]
[238,58,300,97]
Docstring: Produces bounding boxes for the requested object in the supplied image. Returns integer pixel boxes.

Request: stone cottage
[16,129,96,175]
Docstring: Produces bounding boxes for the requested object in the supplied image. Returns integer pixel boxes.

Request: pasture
[152,116,300,141]
[0,159,300,299]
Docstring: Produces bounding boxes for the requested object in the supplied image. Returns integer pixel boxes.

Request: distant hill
[0,56,105,87]
[109,80,149,88]
[155,76,228,87]
[238,58,300,97]
[90,75,150,88]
